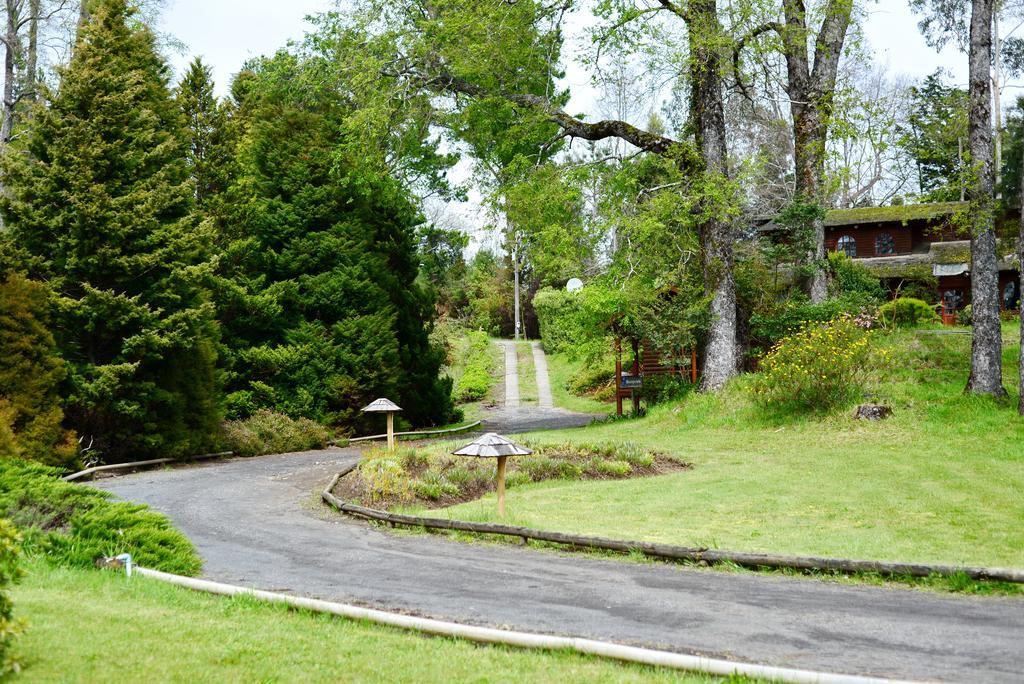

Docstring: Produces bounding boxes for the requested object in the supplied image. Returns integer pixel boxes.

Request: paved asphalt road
[95,448,1024,683]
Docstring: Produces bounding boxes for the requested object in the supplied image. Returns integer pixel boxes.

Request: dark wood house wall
[825,225,915,256]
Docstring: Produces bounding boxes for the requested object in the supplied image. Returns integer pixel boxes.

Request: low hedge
[453,331,494,403]
[221,410,331,457]
[0,459,200,575]
[878,297,939,328]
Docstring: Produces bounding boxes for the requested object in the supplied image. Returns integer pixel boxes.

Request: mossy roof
[824,201,968,227]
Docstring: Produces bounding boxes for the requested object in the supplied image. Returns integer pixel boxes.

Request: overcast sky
[156,1,983,244]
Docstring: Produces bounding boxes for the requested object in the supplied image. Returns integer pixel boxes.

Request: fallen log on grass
[321,468,1024,584]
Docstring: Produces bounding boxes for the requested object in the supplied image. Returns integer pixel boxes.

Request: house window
[836,235,856,258]
[875,232,896,256]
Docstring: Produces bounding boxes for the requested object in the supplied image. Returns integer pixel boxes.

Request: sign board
[619,374,643,389]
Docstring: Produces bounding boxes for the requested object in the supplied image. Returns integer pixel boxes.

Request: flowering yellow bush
[752,315,874,414]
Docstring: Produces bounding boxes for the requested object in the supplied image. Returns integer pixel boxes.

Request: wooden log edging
[345,420,483,444]
[62,451,234,482]
[321,470,1024,584]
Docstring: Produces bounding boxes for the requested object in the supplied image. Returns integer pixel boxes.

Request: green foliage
[957,304,973,326]
[0,459,200,575]
[898,70,969,201]
[417,225,469,317]
[176,56,230,207]
[878,298,940,328]
[749,296,869,354]
[566,363,615,396]
[220,410,331,457]
[463,250,512,336]
[0,519,23,676]
[453,331,494,403]
[533,288,587,356]
[826,253,885,304]
[411,471,459,501]
[752,316,875,415]
[0,0,221,462]
[213,52,454,431]
[0,275,77,468]
[358,454,413,505]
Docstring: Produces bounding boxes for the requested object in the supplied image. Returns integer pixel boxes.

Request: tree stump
[853,404,892,421]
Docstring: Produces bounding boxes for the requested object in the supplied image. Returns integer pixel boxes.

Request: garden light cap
[452,433,533,458]
[361,398,402,413]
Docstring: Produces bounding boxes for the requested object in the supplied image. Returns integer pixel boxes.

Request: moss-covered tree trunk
[690,0,737,391]
[966,0,1006,397]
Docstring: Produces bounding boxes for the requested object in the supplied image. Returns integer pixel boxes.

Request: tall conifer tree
[0,0,221,461]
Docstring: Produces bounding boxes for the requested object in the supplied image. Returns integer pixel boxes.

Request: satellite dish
[566,278,584,292]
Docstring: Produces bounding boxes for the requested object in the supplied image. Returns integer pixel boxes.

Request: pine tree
[176,56,229,207]
[0,0,221,462]
[217,63,454,430]
[0,274,77,467]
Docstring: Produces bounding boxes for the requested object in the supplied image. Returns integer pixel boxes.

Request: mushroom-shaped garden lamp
[361,398,403,451]
[452,433,532,518]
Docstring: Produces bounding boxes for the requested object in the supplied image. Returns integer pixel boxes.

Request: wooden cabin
[763,201,1021,314]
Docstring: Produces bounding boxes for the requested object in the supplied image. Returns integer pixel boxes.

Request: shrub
[616,443,655,468]
[749,296,866,354]
[0,459,200,575]
[567,363,614,395]
[359,456,413,505]
[504,471,532,489]
[752,316,874,415]
[411,472,459,501]
[0,274,78,469]
[518,456,583,481]
[957,304,973,326]
[826,253,885,303]
[533,287,585,356]
[592,459,631,477]
[453,331,495,403]
[0,519,23,675]
[221,410,331,457]
[878,297,940,328]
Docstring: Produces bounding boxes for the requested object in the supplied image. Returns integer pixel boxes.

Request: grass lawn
[7,561,732,683]
[517,340,538,404]
[438,328,1024,571]
[546,351,614,415]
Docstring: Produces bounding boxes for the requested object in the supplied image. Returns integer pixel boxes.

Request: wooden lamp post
[452,433,532,518]
[361,398,403,451]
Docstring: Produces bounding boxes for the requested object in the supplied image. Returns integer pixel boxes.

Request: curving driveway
[94,448,1024,682]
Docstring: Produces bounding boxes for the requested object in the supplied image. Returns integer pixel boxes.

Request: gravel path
[95,449,1024,682]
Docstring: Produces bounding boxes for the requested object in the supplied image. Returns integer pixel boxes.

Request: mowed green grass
[545,351,614,414]
[516,340,538,404]
[442,329,1024,569]
[8,562,731,683]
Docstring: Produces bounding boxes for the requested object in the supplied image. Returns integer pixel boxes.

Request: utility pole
[512,237,521,340]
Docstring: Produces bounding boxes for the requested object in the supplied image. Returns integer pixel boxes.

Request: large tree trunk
[780,0,852,304]
[690,0,737,391]
[792,106,828,302]
[966,0,1005,397]
[1,0,20,144]
[26,0,40,101]
[1019,160,1024,414]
